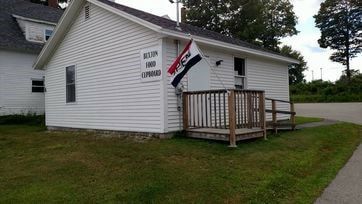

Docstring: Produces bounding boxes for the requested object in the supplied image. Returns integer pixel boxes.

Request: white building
[0,0,62,115]
[33,0,299,136]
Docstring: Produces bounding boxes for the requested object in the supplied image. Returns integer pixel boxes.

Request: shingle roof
[98,0,286,57]
[0,0,63,53]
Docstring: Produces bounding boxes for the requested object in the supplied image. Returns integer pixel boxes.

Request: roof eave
[33,0,86,70]
[12,14,57,25]
[88,0,162,32]
[159,29,300,64]
[0,46,41,54]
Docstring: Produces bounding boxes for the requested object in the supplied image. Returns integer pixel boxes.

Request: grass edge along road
[295,116,323,125]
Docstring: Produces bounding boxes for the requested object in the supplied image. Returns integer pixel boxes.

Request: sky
[116,0,361,82]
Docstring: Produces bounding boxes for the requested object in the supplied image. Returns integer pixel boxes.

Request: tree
[224,0,265,44]
[181,0,230,35]
[338,69,360,82]
[314,0,362,81]
[259,0,298,51]
[280,45,308,85]
[182,0,298,51]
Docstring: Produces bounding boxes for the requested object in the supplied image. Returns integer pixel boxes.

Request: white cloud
[290,0,322,23]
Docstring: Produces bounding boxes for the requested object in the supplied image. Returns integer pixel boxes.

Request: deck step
[186,128,265,142]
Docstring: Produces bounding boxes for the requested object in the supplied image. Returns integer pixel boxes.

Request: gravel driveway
[295,103,362,125]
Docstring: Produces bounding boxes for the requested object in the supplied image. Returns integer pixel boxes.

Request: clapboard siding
[45,2,163,132]
[207,47,235,90]
[0,50,45,115]
[247,57,290,120]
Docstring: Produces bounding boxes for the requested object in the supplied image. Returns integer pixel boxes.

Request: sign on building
[140,46,162,82]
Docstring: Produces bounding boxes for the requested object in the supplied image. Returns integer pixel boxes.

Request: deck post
[260,92,267,140]
[182,92,189,130]
[290,102,296,130]
[272,99,277,134]
[228,90,237,148]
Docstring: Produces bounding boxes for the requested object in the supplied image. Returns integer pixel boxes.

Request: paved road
[295,103,362,125]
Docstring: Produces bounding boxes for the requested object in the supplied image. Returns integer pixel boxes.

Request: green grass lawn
[295,116,324,125]
[0,124,361,203]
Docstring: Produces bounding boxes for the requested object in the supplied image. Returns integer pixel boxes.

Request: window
[32,79,45,93]
[44,29,53,41]
[234,58,246,89]
[66,65,76,103]
[84,5,90,20]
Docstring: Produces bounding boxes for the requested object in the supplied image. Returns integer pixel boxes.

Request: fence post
[290,102,296,130]
[272,100,277,134]
[259,92,267,140]
[182,92,189,130]
[228,90,237,148]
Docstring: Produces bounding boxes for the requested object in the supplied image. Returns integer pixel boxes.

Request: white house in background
[33,0,299,135]
[0,0,62,115]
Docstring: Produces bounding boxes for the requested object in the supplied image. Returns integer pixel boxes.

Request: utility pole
[312,70,314,81]
[320,68,323,81]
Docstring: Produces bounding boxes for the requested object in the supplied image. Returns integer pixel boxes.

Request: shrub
[290,74,362,103]
[0,114,45,126]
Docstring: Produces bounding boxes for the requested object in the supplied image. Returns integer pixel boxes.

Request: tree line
[290,72,362,102]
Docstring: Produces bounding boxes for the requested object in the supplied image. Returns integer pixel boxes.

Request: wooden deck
[182,89,296,147]
[182,89,267,147]
[187,128,265,141]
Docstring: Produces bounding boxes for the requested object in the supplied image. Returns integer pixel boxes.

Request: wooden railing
[183,89,228,129]
[183,89,266,146]
[234,90,266,129]
[265,98,296,133]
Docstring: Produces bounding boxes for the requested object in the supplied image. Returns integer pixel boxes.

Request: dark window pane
[45,29,53,41]
[66,65,76,103]
[66,66,75,84]
[32,80,44,86]
[32,87,44,93]
[234,58,245,76]
[32,79,44,93]
[66,84,76,103]
[45,29,53,36]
